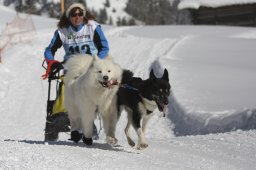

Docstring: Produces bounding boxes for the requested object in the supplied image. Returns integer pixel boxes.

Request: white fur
[64,54,122,145]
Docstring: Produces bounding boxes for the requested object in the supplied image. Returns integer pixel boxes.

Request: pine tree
[104,0,110,8]
[91,8,98,19]
[128,18,136,25]
[116,17,121,26]
[78,0,87,8]
[109,16,113,25]
[121,17,127,25]
[125,0,178,25]
[98,8,108,24]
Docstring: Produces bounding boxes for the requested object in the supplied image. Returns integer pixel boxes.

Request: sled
[42,60,99,141]
[42,60,70,141]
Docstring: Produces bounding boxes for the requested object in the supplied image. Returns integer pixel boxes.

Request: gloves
[50,60,63,73]
[42,60,63,80]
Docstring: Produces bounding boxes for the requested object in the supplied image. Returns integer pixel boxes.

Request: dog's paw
[127,139,135,147]
[70,130,83,143]
[106,136,118,145]
[82,136,93,146]
[137,143,148,150]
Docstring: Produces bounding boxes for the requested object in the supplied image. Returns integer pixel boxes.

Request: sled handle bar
[42,60,64,80]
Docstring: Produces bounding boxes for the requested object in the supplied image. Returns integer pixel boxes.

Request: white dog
[64,54,122,145]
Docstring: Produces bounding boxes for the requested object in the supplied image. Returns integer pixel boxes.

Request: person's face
[69,9,84,27]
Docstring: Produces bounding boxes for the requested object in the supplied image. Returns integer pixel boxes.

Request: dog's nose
[103,75,109,81]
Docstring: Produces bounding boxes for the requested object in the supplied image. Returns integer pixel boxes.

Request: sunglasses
[70,12,83,17]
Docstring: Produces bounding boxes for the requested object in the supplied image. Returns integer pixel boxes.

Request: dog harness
[119,84,139,91]
[120,84,156,115]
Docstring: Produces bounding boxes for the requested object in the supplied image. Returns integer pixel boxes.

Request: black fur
[118,70,141,124]
[82,136,93,145]
[118,68,171,129]
[117,68,170,149]
[70,130,83,143]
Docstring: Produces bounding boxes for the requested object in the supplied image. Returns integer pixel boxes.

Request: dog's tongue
[163,105,167,113]
[162,105,167,117]
[110,79,118,85]
[107,79,118,89]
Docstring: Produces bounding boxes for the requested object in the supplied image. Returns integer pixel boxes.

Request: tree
[128,18,136,25]
[121,17,127,25]
[116,17,122,26]
[109,16,113,25]
[104,0,110,8]
[125,0,179,25]
[98,8,108,24]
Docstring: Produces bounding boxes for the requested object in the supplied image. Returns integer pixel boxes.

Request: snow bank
[178,0,256,9]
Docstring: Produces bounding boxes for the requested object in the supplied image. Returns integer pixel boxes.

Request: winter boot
[70,130,83,143]
[82,136,93,146]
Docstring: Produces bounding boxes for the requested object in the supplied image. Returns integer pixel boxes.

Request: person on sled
[43,2,109,141]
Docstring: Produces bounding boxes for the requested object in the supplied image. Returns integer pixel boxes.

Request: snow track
[0,8,256,169]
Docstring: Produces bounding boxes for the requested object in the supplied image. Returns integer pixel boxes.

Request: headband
[65,3,86,18]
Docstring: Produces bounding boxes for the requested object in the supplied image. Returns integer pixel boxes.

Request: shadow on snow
[4,139,139,154]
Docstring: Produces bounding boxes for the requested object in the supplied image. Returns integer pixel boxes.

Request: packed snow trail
[1,130,256,170]
[0,7,256,169]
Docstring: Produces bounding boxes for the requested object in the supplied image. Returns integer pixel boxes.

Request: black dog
[117,69,171,149]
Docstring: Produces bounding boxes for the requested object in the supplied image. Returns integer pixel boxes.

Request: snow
[178,0,256,9]
[47,0,61,4]
[1,5,256,170]
[85,0,131,25]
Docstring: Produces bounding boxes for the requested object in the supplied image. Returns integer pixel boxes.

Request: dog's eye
[108,70,111,73]
[98,71,102,73]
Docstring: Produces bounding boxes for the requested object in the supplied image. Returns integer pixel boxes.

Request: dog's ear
[93,55,100,61]
[150,69,156,80]
[105,54,113,60]
[162,68,169,81]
